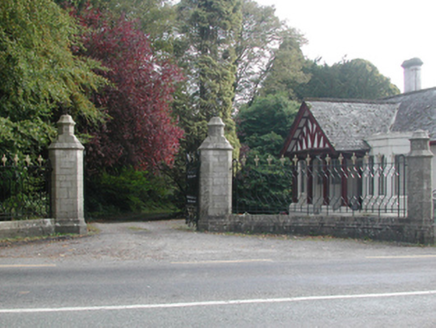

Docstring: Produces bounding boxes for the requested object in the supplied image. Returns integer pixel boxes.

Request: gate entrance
[185,153,200,227]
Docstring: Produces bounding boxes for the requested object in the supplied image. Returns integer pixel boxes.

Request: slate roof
[306,99,399,152]
[283,88,436,155]
[383,87,436,141]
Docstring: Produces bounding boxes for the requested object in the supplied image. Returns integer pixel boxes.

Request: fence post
[407,130,434,244]
[198,117,233,230]
[48,115,86,234]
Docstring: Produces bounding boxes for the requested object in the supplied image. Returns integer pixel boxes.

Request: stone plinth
[48,115,87,234]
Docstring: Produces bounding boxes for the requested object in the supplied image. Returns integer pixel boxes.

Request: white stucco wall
[362,133,410,209]
[365,132,413,158]
[367,132,435,195]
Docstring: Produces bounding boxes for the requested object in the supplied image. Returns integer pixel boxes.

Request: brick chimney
[401,58,423,93]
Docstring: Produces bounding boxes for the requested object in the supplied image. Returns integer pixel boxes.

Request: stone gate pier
[197,117,233,230]
[49,114,87,234]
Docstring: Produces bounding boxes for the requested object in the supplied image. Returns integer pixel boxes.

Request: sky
[255,0,436,93]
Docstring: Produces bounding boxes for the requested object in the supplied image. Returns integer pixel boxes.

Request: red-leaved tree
[75,7,184,172]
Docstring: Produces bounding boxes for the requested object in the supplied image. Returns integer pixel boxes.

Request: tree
[64,7,185,215]
[75,7,184,171]
[57,0,177,54]
[158,0,244,210]
[175,0,242,153]
[295,58,400,100]
[234,94,298,214]
[234,0,306,107]
[259,32,310,101]
[0,0,106,157]
[236,94,299,156]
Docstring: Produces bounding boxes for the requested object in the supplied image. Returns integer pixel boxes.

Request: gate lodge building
[281,58,436,214]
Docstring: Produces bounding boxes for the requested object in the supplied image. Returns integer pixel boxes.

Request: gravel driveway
[1,219,435,264]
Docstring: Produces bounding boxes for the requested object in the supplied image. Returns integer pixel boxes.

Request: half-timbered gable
[282,102,333,155]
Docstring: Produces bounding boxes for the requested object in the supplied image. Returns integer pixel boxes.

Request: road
[1,220,436,327]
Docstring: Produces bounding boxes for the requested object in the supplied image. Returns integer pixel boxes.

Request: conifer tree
[176,0,242,154]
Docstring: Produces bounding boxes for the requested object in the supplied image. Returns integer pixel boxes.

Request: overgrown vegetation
[233,154,293,214]
[0,160,51,221]
[0,0,400,218]
[85,167,179,218]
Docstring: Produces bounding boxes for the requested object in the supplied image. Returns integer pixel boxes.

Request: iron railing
[233,154,407,217]
[232,155,293,214]
[0,155,52,221]
[289,155,407,217]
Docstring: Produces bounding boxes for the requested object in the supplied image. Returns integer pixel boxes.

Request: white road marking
[171,259,273,264]
[1,290,436,314]
[366,255,436,259]
[0,264,56,268]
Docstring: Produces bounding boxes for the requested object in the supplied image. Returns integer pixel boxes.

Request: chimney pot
[402,57,423,93]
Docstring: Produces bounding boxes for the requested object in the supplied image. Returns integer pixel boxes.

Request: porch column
[291,161,298,203]
[197,117,233,230]
[407,130,434,244]
[306,155,313,204]
[323,159,329,205]
[48,115,86,234]
[341,157,348,206]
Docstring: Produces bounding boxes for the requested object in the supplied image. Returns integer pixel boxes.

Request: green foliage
[259,32,310,100]
[234,94,298,213]
[243,132,283,156]
[236,94,299,155]
[176,0,242,155]
[59,0,177,54]
[295,58,400,100]
[0,163,51,220]
[167,0,305,211]
[0,0,107,157]
[233,154,293,214]
[234,0,284,107]
[86,167,178,216]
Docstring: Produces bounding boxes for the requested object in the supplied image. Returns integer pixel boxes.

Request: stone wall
[0,219,55,239]
[202,214,435,244]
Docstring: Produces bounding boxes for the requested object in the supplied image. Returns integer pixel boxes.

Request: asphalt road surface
[1,219,436,327]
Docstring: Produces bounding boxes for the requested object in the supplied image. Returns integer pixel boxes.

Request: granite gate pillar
[407,130,434,244]
[197,117,233,230]
[48,115,87,234]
